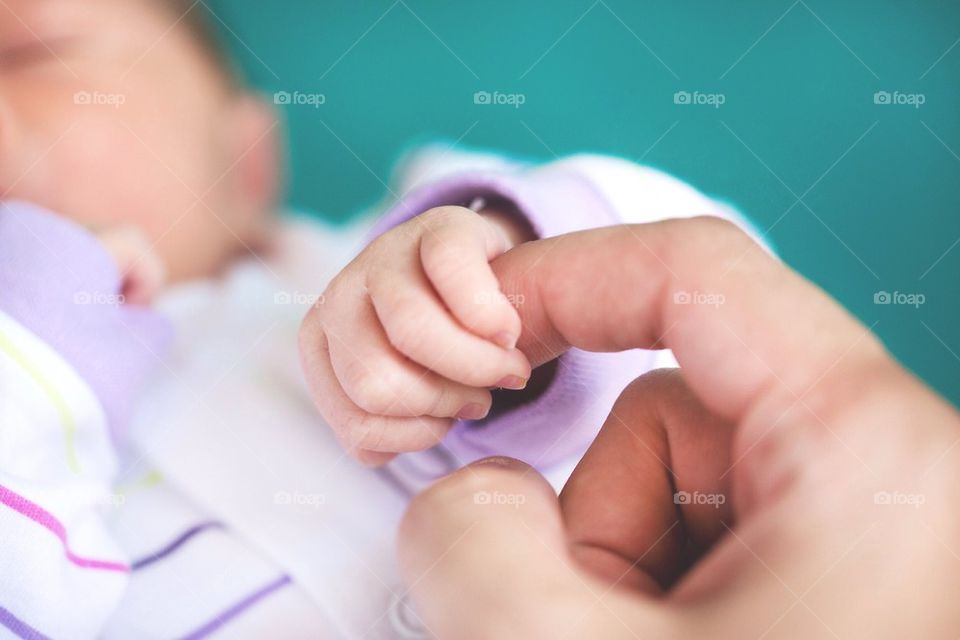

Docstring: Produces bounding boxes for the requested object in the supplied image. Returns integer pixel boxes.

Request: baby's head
[0,0,280,281]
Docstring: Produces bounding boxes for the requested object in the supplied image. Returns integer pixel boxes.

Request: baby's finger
[326,297,494,419]
[95,225,166,305]
[368,264,531,389]
[298,319,454,457]
[418,206,522,349]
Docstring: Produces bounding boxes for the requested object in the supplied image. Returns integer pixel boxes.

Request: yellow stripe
[115,469,164,498]
[0,330,81,474]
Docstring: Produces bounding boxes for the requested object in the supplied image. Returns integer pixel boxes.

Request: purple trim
[0,201,172,439]
[178,575,292,640]
[372,165,654,473]
[131,521,224,571]
[0,605,50,640]
[369,166,620,242]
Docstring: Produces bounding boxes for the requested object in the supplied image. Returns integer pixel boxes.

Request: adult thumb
[396,457,669,639]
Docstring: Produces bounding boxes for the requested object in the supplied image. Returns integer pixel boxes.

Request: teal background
[206,0,958,406]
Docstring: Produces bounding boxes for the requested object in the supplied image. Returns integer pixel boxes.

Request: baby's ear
[223,94,283,223]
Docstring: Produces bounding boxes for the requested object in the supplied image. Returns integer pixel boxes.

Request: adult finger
[398,458,674,640]
[488,217,960,637]
[489,217,928,511]
[561,368,735,593]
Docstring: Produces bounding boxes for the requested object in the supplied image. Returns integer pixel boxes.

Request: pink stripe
[0,484,128,572]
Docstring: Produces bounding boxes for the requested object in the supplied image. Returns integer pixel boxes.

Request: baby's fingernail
[456,403,489,421]
[492,331,517,350]
[496,375,527,390]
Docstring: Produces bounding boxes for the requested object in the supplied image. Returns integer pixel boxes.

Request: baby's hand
[300,206,532,465]
[93,225,166,305]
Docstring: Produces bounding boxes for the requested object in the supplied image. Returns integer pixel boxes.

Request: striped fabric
[102,460,325,639]
[0,309,128,639]
[0,485,127,573]
[0,206,312,638]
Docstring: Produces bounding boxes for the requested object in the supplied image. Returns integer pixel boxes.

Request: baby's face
[0,0,278,281]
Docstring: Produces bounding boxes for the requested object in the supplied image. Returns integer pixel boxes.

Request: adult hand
[398,217,960,639]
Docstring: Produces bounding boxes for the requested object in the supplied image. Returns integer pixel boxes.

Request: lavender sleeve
[370,167,655,472]
[0,201,172,438]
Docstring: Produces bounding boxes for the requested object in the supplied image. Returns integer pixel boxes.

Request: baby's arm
[0,202,169,638]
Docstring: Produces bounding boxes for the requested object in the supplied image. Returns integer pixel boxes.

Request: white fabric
[0,310,126,640]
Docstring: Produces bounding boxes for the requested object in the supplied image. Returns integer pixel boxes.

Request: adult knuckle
[805,355,913,438]
[689,215,753,253]
[658,216,760,291]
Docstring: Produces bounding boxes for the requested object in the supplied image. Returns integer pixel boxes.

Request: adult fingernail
[492,331,517,350]
[495,375,527,390]
[470,456,529,471]
[456,403,489,421]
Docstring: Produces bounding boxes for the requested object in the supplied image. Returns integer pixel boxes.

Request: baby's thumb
[397,458,655,639]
